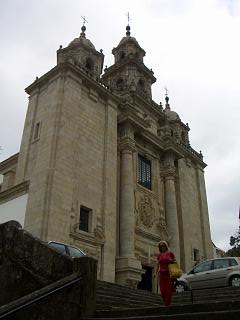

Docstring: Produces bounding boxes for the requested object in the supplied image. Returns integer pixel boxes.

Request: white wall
[0,194,28,227]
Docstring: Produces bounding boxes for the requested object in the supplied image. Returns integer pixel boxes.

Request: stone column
[115,124,144,287]
[119,146,135,257]
[161,154,180,263]
[165,174,180,262]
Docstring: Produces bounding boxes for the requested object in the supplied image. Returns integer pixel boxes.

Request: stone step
[95,299,240,318]
[96,291,163,305]
[97,281,161,299]
[97,280,240,299]
[91,281,240,319]
[95,280,240,315]
[86,309,240,320]
[96,295,160,309]
[97,287,163,301]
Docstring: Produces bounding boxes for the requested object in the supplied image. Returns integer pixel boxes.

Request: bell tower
[57,24,104,81]
[102,25,156,100]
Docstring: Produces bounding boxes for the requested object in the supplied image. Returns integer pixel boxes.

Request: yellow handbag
[168,262,183,279]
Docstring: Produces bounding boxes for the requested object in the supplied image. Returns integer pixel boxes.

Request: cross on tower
[81,15,88,26]
[126,12,131,25]
[164,87,169,97]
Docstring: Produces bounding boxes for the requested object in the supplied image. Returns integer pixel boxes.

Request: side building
[0,24,213,289]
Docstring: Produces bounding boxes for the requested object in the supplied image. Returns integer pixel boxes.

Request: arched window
[85,58,93,70]
[116,78,124,91]
[138,79,145,91]
[181,131,186,143]
[119,51,125,60]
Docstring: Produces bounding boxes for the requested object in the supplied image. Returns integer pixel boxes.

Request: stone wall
[0,220,97,319]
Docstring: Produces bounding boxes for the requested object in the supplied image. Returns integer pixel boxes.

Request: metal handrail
[0,275,82,319]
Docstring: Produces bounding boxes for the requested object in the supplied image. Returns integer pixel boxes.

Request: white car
[48,241,86,258]
[175,257,240,293]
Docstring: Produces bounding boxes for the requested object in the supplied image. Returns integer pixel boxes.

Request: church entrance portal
[137,266,153,292]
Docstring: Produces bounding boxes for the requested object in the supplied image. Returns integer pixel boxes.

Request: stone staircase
[87,281,240,319]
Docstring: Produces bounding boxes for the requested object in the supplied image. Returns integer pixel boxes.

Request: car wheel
[230,275,240,287]
[175,281,187,293]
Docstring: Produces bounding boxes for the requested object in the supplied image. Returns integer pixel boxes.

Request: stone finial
[80,25,86,38]
[126,25,131,36]
[80,15,88,38]
[165,87,170,107]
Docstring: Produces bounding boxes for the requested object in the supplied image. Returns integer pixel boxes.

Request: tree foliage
[225,227,240,257]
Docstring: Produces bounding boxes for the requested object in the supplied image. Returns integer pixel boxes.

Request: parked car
[48,241,86,258]
[175,257,240,293]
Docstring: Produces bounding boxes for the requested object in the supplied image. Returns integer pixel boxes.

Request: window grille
[138,155,152,190]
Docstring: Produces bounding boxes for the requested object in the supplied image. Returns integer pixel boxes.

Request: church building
[0,23,213,289]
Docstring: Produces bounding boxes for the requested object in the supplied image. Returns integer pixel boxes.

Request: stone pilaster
[161,155,180,263]
[196,164,213,260]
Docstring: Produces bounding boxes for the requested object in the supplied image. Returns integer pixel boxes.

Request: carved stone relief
[137,195,155,229]
[94,216,105,242]
[156,207,170,241]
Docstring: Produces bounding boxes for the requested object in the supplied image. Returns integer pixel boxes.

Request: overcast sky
[0,0,239,251]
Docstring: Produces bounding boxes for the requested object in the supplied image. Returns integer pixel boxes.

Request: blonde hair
[158,240,169,251]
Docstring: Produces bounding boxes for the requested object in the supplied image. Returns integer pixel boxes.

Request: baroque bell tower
[102,25,156,100]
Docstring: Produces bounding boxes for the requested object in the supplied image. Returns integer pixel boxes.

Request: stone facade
[0,24,213,289]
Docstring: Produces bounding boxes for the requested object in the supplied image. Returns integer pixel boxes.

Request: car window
[230,258,238,266]
[68,246,85,258]
[193,260,212,273]
[213,259,230,269]
[48,242,67,254]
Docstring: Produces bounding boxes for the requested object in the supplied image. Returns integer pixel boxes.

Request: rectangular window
[137,155,152,190]
[79,206,91,232]
[33,122,41,140]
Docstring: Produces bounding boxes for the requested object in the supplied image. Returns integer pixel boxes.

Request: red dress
[157,251,175,306]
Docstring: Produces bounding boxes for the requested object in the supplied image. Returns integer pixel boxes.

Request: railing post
[73,257,98,318]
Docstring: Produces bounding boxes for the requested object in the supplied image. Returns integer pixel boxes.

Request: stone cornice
[117,110,206,166]
[25,62,121,105]
[163,139,206,167]
[118,110,151,131]
[113,38,146,55]
[102,59,156,83]
[0,180,29,204]
[69,230,104,246]
[57,43,103,58]
[141,130,206,166]
[130,93,164,120]
[135,227,162,242]
[0,153,19,174]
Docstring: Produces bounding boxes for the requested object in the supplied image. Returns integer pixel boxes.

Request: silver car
[175,257,240,293]
[48,241,86,258]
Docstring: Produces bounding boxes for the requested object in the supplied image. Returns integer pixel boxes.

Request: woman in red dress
[157,240,175,306]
